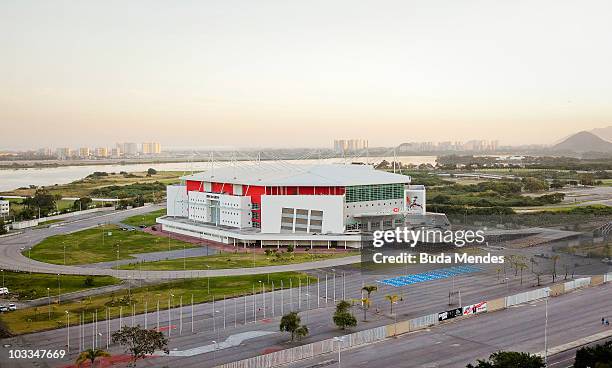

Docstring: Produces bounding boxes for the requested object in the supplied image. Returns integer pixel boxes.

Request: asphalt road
[0,207,359,279]
[284,283,612,368]
[0,262,606,368]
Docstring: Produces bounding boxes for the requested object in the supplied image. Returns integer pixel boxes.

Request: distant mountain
[590,126,612,142]
[551,131,612,153]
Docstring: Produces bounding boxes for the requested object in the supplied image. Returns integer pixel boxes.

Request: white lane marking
[153,330,277,357]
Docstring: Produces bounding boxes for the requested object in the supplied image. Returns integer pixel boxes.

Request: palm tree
[75,348,111,367]
[360,297,371,321]
[362,285,378,298]
[385,294,399,315]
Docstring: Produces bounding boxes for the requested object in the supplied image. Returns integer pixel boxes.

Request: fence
[564,277,591,292]
[409,313,438,330]
[219,326,386,368]
[505,287,550,307]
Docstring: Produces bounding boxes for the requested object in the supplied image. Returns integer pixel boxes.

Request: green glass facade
[345,183,404,203]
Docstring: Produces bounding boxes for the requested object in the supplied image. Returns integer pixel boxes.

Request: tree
[112,325,168,366]
[0,218,7,235]
[295,325,309,340]
[360,297,371,321]
[147,168,157,175]
[551,255,560,282]
[362,285,378,298]
[75,348,111,367]
[574,340,612,368]
[280,312,308,342]
[522,177,549,192]
[333,300,357,330]
[73,197,93,211]
[385,294,399,314]
[466,351,545,368]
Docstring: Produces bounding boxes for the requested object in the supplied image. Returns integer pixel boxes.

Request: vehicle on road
[8,303,16,311]
[0,287,9,295]
[0,305,8,312]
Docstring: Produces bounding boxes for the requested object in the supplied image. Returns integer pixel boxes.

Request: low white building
[0,200,9,217]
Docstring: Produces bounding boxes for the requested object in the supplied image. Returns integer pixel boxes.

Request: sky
[1,0,611,150]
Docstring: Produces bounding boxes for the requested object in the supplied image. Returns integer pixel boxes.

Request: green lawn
[25,224,197,265]
[0,271,120,300]
[0,272,314,335]
[119,250,359,271]
[121,208,166,227]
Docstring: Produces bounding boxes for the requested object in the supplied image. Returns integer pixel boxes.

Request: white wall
[167,185,188,217]
[188,191,252,229]
[261,195,344,234]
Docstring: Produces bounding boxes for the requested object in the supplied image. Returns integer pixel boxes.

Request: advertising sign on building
[404,186,426,215]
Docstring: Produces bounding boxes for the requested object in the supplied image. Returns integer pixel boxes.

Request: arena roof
[181,164,411,187]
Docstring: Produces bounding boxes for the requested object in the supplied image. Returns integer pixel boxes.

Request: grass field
[121,209,166,227]
[0,271,120,300]
[0,272,314,335]
[0,171,182,198]
[119,250,359,271]
[25,224,197,265]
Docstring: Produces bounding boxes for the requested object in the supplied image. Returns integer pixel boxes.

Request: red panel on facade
[186,180,204,192]
[211,182,233,195]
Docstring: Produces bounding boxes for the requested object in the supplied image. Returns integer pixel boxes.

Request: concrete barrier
[591,275,604,286]
[385,320,410,337]
[549,283,565,297]
[486,297,505,312]
[506,288,549,307]
[605,272,612,283]
[409,313,438,330]
[564,277,591,292]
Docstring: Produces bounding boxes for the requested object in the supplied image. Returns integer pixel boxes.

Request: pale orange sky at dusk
[1,0,611,149]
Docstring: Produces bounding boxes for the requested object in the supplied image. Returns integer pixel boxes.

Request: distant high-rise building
[110,147,121,157]
[333,139,368,153]
[117,142,138,156]
[95,147,108,157]
[37,147,53,156]
[142,142,161,155]
[78,147,90,158]
[55,147,71,159]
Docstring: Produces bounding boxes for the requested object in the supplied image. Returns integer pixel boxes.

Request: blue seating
[377,265,481,287]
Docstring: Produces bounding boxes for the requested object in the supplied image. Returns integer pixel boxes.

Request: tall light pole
[63,243,66,265]
[47,288,51,320]
[544,288,550,366]
[183,244,186,271]
[206,264,210,294]
[57,273,61,304]
[65,311,70,353]
[1,269,4,288]
[333,336,344,367]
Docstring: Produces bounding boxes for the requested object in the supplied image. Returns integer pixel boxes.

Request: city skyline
[1,0,611,149]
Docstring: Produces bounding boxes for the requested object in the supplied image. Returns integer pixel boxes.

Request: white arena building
[157,163,434,249]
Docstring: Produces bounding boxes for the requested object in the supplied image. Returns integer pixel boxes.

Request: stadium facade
[157,164,432,249]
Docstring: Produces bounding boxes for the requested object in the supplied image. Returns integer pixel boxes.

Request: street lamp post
[333,336,344,367]
[47,288,51,320]
[65,311,70,353]
[57,273,61,304]
[206,264,210,294]
[544,289,550,365]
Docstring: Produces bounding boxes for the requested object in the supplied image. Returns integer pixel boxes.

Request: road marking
[153,331,277,357]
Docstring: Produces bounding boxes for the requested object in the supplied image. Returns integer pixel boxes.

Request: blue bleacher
[377,265,481,287]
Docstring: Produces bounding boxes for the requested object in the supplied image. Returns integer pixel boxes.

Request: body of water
[0,155,438,192]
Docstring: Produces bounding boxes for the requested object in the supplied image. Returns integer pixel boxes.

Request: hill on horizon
[590,126,612,141]
[551,131,612,153]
